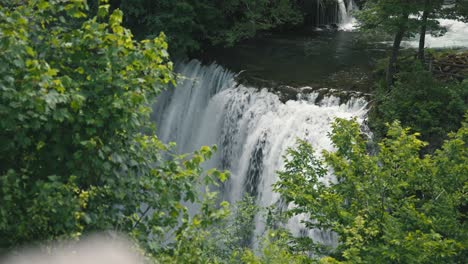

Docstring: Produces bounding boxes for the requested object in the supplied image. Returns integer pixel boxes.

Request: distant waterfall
[337,0,348,23]
[305,0,357,29]
[153,60,368,246]
[338,0,358,30]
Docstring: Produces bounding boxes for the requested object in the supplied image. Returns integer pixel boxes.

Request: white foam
[338,0,358,31]
[403,19,468,48]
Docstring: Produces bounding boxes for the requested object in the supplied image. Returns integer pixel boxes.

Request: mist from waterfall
[153,60,368,246]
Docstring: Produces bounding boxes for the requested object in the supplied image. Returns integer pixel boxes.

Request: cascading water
[153,60,368,246]
[337,0,348,24]
[402,19,468,48]
[338,0,358,31]
[306,0,358,29]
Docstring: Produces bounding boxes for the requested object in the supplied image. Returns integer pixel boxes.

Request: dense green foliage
[370,59,467,152]
[116,0,303,56]
[0,1,318,262]
[0,0,230,255]
[275,118,468,263]
[155,195,309,263]
[357,0,420,33]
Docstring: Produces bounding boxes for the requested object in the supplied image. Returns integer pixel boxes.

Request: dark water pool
[201,30,388,93]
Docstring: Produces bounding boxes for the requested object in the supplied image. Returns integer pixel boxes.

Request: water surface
[202,30,388,92]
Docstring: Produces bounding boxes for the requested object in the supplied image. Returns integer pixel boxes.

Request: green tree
[417,0,441,61]
[369,61,467,152]
[442,0,468,22]
[275,118,468,263]
[358,0,468,83]
[0,0,228,255]
[357,0,421,88]
[363,2,468,153]
[117,0,303,57]
[417,0,468,61]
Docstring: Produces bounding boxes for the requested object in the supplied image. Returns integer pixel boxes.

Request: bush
[369,61,467,153]
[0,0,227,254]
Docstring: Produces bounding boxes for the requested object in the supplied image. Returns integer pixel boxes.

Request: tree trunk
[317,0,320,26]
[418,0,431,62]
[386,13,409,89]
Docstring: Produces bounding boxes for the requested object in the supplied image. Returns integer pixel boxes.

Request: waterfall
[337,0,348,24]
[338,0,358,31]
[306,0,358,29]
[153,60,368,246]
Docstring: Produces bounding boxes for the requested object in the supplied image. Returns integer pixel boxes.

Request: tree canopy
[116,0,303,56]
[0,0,227,254]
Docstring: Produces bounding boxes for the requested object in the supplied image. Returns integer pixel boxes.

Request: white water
[338,0,358,31]
[153,60,368,246]
[334,1,468,43]
[337,0,348,24]
[402,19,468,48]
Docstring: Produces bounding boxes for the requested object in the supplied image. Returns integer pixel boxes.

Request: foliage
[153,194,310,263]
[117,0,303,57]
[355,0,468,87]
[0,0,229,255]
[0,4,303,263]
[275,118,468,263]
[357,0,420,34]
[150,188,231,264]
[207,195,260,259]
[369,59,467,152]
[356,0,465,35]
[237,230,310,264]
[357,0,424,87]
[442,0,468,22]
